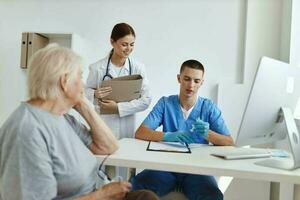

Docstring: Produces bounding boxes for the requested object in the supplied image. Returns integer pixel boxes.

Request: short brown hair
[180,59,204,74]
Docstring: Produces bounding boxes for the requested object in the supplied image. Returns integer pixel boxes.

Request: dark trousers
[131,170,223,200]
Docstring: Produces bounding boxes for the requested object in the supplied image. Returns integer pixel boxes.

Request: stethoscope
[102,53,132,81]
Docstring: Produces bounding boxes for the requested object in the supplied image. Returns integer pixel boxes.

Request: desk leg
[279,183,294,200]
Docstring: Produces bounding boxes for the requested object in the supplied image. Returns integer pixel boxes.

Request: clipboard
[101,74,143,102]
[100,74,143,114]
[146,141,191,154]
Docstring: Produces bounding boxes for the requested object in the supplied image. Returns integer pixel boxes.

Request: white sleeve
[117,63,152,117]
[85,64,99,107]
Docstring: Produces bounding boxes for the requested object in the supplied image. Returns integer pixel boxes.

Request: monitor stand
[255,107,300,170]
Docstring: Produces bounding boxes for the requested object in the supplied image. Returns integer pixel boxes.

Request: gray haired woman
[0,44,158,200]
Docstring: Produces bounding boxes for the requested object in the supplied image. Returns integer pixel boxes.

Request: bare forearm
[74,188,114,200]
[135,124,164,141]
[75,181,131,200]
[74,190,102,200]
[207,130,234,146]
[76,98,118,154]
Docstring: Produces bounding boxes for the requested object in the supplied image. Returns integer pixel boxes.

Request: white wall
[0,0,245,126]
[218,0,286,142]
[290,0,300,68]
[289,0,300,198]
[242,0,284,84]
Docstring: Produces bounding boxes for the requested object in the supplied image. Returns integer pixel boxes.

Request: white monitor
[235,57,300,169]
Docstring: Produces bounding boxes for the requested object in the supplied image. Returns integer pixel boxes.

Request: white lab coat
[85,55,151,139]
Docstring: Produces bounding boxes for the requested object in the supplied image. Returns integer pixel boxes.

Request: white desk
[96,138,300,198]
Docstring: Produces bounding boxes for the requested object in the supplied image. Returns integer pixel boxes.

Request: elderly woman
[0,44,158,200]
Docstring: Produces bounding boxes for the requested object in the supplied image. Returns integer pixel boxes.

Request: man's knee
[213,189,224,200]
[182,174,223,200]
[130,174,144,190]
[131,170,176,196]
[130,170,157,191]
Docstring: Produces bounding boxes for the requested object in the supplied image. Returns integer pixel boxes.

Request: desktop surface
[95,138,300,184]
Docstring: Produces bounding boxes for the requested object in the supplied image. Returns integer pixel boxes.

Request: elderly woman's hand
[98,99,118,113]
[73,95,94,114]
[96,181,132,200]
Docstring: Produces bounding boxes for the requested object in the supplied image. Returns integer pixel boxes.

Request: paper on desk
[147,141,191,153]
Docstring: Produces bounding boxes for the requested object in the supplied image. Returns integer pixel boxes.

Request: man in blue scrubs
[131,59,234,200]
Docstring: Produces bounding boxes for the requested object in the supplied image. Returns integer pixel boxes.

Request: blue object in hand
[190,118,209,139]
[163,131,194,144]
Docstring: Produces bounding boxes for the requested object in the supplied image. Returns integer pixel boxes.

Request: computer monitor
[235,57,300,169]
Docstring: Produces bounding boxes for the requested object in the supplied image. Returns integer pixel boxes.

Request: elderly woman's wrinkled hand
[96,181,132,200]
[74,95,94,114]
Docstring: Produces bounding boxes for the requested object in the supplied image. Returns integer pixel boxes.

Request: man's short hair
[180,59,205,74]
[27,43,82,100]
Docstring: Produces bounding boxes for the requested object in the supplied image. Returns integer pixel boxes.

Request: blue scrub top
[143,95,230,144]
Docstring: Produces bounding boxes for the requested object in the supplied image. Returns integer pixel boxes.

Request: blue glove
[190,118,209,139]
[163,131,194,144]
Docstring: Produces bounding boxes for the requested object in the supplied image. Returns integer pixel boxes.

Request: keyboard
[211,147,271,160]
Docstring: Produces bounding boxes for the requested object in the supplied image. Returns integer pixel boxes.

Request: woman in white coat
[86,23,151,140]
